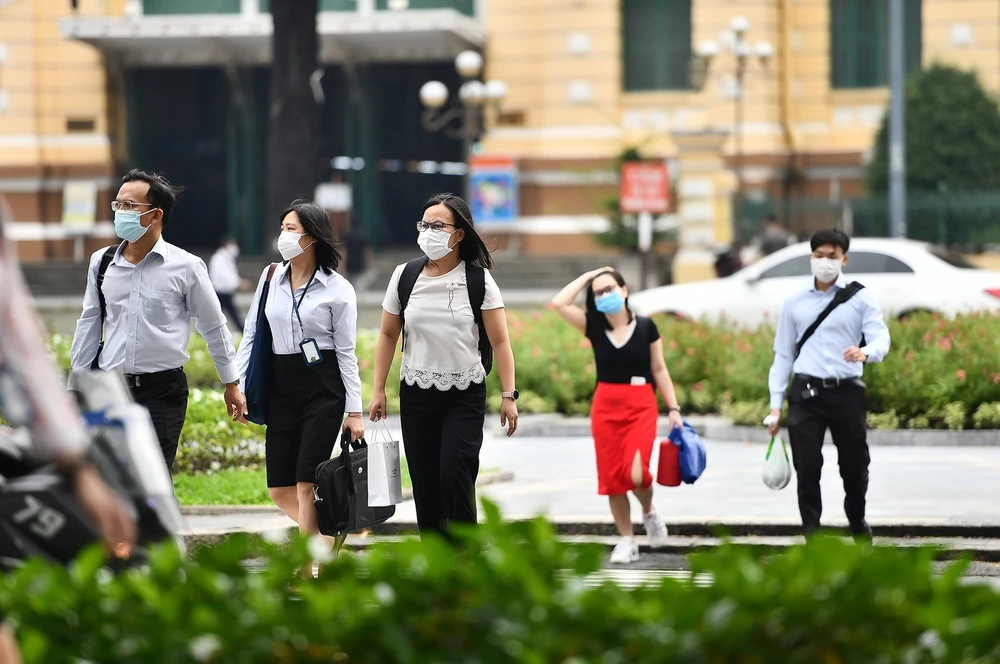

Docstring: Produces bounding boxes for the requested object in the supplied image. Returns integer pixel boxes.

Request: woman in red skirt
[552,267,684,563]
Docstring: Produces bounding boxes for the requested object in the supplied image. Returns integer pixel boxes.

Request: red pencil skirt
[590,381,659,496]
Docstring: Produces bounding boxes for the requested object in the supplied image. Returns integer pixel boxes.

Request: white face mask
[811,256,843,284]
[417,229,456,261]
[277,230,313,261]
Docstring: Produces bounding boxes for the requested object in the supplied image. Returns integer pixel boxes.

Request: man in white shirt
[69,169,246,470]
[209,236,249,329]
[765,229,891,539]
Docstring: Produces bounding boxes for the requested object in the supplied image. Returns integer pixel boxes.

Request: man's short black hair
[121,169,183,227]
[810,228,850,253]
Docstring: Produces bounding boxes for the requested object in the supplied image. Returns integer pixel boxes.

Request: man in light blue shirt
[766,229,891,538]
[70,169,246,470]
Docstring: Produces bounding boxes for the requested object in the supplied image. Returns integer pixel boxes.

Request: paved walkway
[184,423,1000,536]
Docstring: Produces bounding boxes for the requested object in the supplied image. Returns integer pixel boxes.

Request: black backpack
[397,257,493,375]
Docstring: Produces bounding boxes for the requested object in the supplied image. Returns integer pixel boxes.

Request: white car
[628,238,1000,328]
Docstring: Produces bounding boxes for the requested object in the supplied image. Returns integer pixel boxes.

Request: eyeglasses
[593,285,618,297]
[416,220,455,233]
[111,200,154,212]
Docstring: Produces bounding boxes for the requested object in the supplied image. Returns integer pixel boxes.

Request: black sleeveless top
[586,315,661,384]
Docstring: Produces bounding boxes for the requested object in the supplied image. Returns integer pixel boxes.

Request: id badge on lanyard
[293,269,323,366]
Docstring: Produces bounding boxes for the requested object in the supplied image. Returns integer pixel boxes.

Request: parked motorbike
[0,371,187,571]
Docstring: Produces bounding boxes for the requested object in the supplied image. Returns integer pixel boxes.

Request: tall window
[622,0,693,92]
[830,0,922,89]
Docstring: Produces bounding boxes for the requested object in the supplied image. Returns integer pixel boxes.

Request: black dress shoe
[850,521,873,542]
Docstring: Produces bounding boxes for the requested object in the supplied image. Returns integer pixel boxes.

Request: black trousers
[129,370,189,471]
[399,381,487,537]
[216,291,241,328]
[786,376,869,534]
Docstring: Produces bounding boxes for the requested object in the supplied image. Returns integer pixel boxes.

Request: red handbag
[656,439,681,487]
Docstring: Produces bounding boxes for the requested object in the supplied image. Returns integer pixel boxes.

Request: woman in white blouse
[368,193,518,537]
[235,200,365,536]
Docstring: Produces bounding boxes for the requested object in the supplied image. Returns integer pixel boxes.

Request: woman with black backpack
[368,193,518,538]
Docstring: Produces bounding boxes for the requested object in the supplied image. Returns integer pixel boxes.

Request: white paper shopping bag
[368,421,403,507]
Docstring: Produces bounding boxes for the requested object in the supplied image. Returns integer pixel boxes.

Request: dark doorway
[126,68,229,253]
[318,61,465,248]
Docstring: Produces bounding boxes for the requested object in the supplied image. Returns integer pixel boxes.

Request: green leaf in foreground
[2,501,1000,663]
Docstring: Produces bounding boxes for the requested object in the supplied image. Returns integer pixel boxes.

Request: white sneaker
[609,536,639,564]
[643,509,669,547]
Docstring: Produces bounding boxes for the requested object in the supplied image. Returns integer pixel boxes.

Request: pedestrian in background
[340,215,376,293]
[759,214,792,256]
[766,228,891,539]
[209,236,250,329]
[69,169,245,471]
[368,193,518,538]
[234,201,365,537]
[551,268,683,564]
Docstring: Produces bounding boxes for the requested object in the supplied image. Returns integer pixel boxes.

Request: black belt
[124,368,183,389]
[794,374,865,389]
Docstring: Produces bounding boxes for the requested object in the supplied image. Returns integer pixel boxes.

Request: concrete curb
[511,415,1000,446]
[338,533,1000,561]
[179,469,515,516]
[365,519,1000,540]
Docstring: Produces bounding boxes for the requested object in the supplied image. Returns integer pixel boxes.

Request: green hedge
[49,310,1000,444]
[3,504,1000,663]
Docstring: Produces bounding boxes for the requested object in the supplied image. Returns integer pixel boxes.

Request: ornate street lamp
[419,50,508,197]
[691,17,773,240]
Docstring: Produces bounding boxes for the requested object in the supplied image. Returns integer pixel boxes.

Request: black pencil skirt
[265,351,346,487]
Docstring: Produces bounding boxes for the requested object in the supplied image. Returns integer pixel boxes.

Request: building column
[671,130,734,283]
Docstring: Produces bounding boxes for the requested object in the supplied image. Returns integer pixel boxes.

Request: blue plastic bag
[668,421,707,484]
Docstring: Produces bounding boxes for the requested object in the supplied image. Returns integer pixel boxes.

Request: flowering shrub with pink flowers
[483,310,1000,430]
[46,310,1000,439]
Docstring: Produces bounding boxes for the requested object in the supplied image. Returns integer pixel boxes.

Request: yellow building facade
[482,0,1000,260]
[1,0,998,262]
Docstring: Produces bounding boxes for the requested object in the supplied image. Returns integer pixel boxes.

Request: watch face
[512,390,519,400]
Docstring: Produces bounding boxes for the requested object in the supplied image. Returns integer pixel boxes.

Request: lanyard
[289,268,318,334]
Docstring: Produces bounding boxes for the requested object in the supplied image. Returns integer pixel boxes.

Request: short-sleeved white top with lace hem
[382,261,504,391]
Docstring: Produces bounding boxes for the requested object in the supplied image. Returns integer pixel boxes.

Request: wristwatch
[502,390,519,401]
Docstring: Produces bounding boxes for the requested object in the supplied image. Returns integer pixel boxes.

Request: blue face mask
[114,209,155,242]
[595,291,624,314]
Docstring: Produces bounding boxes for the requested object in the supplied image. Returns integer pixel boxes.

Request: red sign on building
[619,162,670,214]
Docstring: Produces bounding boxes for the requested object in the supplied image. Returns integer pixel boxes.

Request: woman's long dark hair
[280,200,340,274]
[422,193,494,269]
[584,269,634,336]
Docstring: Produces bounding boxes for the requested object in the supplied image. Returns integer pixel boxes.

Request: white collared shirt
[69,238,239,387]
[235,262,363,413]
[209,247,241,294]
[767,273,892,409]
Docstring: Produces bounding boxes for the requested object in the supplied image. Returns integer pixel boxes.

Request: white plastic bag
[762,436,792,490]
[367,420,403,507]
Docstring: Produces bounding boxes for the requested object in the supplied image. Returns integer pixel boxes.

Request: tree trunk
[267,0,320,249]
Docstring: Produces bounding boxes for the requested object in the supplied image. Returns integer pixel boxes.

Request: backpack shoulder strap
[397,258,427,320]
[794,281,865,360]
[397,258,428,353]
[95,244,118,329]
[265,262,278,281]
[465,261,486,324]
[464,261,493,374]
[90,244,119,369]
